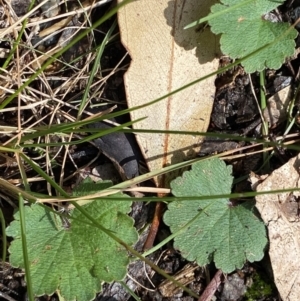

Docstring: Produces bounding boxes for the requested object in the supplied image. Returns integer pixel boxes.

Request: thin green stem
[260,70,270,172]
[119,281,141,301]
[184,0,254,28]
[142,208,208,257]
[78,19,118,117]
[259,70,268,135]
[19,195,34,301]
[21,153,70,198]
[0,209,6,263]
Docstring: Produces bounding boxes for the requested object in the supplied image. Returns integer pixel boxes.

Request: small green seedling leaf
[207,0,297,72]
[6,178,138,301]
[164,158,267,273]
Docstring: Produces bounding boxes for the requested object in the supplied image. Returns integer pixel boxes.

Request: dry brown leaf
[253,155,300,301]
[263,85,292,127]
[118,0,220,186]
[39,16,73,38]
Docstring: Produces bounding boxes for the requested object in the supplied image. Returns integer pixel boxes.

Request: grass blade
[18,194,34,301]
[0,209,6,263]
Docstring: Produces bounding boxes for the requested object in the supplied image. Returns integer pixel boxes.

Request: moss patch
[244,271,275,301]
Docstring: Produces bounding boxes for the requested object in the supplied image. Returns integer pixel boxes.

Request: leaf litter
[117,0,220,186]
[252,154,300,301]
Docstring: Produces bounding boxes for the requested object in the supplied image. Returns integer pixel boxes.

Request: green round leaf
[164,158,267,273]
[208,0,297,72]
[6,179,138,301]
